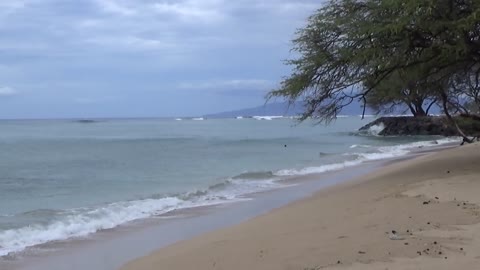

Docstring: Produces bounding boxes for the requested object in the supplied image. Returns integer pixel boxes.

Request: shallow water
[0,117,454,256]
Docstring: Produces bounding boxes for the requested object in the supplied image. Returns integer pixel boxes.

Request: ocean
[0,117,455,258]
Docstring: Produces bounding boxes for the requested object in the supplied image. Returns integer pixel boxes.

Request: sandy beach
[122,143,480,270]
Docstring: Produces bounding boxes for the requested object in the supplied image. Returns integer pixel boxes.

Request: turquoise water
[0,117,452,256]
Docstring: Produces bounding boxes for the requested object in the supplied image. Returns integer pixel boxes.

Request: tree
[450,67,480,114]
[268,0,480,139]
[365,70,438,117]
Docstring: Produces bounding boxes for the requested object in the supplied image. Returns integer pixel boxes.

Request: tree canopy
[268,0,480,125]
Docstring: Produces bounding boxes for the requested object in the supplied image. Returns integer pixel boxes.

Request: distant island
[74,119,98,124]
[205,101,376,119]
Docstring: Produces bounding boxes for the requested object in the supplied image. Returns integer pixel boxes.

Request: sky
[0,0,319,119]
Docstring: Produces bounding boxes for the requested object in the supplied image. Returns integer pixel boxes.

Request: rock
[358,116,480,136]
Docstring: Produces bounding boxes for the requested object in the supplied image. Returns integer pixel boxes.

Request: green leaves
[269,0,480,122]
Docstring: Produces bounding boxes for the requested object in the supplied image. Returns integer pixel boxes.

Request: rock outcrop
[359,116,480,136]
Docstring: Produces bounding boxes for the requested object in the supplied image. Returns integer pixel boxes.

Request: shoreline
[0,136,456,258]
[6,153,407,270]
[2,141,460,270]
[121,142,480,270]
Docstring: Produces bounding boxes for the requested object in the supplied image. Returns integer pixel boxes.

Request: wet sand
[8,155,380,270]
[122,143,480,270]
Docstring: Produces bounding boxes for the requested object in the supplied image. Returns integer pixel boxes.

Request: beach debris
[423,201,430,205]
[417,251,422,255]
[434,241,438,245]
[337,260,341,264]
[435,196,439,200]
[259,250,264,258]
[460,248,464,251]
[388,231,405,240]
[447,170,450,174]
[358,251,366,254]
[404,242,409,245]
[427,222,431,225]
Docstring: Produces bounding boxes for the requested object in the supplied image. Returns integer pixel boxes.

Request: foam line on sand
[122,143,480,270]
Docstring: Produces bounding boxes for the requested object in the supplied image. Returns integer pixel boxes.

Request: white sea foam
[275,137,459,177]
[252,116,283,121]
[0,177,284,257]
[0,197,184,256]
[366,123,385,136]
[275,160,363,176]
[192,117,204,121]
[349,144,372,149]
[0,137,459,257]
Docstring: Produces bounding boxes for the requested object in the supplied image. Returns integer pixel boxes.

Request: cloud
[0,1,27,15]
[0,86,18,96]
[178,79,273,90]
[93,0,136,16]
[85,36,176,50]
[74,95,121,104]
[0,0,320,118]
[152,1,225,23]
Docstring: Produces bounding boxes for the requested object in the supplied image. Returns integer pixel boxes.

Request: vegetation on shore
[268,0,480,141]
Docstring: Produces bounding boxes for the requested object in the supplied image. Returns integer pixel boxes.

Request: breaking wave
[0,137,459,257]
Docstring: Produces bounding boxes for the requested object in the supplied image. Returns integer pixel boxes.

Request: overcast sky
[0,0,319,119]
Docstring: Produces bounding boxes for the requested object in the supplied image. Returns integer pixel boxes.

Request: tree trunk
[440,92,473,144]
[425,99,437,115]
[409,102,427,117]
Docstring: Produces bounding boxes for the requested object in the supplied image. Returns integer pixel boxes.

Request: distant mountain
[204,102,301,118]
[205,101,370,118]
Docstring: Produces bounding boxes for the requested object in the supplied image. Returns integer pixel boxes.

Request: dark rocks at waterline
[358,116,480,136]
